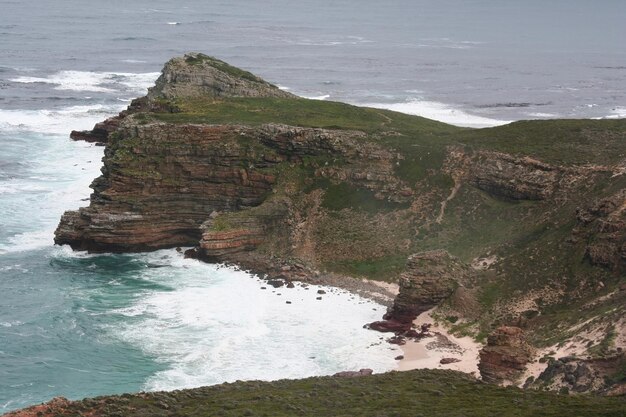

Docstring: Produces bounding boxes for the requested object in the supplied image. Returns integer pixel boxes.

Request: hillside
[53,53,625,395]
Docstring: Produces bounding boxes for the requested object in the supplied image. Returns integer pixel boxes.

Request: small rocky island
[10,53,622,416]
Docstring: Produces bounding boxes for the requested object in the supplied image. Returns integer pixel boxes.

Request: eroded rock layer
[478,326,535,384]
[56,123,278,251]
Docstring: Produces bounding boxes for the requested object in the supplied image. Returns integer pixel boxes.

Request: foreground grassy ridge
[20,370,624,417]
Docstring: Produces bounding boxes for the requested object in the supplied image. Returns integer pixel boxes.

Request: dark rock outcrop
[478,326,534,383]
[575,189,626,271]
[369,251,471,332]
[469,152,562,200]
[444,147,599,201]
[147,53,295,101]
[69,52,295,144]
[440,357,461,365]
[533,353,625,394]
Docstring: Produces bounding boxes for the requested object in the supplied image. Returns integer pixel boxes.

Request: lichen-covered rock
[57,115,408,253]
[478,326,534,383]
[147,53,295,100]
[444,147,596,201]
[575,189,626,271]
[198,199,289,260]
[469,152,562,200]
[257,124,412,202]
[69,52,294,143]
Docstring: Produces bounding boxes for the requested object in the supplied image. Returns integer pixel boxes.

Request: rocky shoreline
[51,52,625,399]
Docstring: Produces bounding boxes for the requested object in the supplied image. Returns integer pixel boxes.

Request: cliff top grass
[12,370,625,417]
[142,96,626,167]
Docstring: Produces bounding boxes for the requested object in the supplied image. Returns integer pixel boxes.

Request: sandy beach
[396,309,481,376]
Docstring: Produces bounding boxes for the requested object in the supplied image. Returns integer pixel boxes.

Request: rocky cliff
[56,53,626,391]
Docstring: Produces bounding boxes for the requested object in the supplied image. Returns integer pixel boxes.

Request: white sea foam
[113,72,160,91]
[12,72,115,93]
[290,35,373,47]
[0,136,102,253]
[528,112,558,118]
[0,182,47,195]
[302,94,330,100]
[0,230,55,253]
[0,104,121,134]
[11,71,159,94]
[108,251,397,391]
[601,107,626,119]
[0,321,23,328]
[362,99,511,128]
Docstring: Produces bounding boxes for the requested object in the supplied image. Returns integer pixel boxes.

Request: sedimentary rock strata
[478,326,534,383]
[56,123,279,252]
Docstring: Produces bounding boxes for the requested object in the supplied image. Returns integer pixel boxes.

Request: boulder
[369,251,471,333]
[478,326,534,383]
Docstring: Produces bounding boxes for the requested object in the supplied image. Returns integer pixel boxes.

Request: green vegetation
[209,216,233,232]
[588,325,618,356]
[37,370,625,417]
[461,119,626,165]
[606,357,626,386]
[146,97,626,167]
[324,254,408,282]
[151,96,459,138]
[184,53,262,83]
[319,179,409,213]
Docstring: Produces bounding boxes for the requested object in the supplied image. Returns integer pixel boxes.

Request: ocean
[1,0,625,412]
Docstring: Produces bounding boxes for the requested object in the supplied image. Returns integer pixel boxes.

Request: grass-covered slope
[6,370,625,417]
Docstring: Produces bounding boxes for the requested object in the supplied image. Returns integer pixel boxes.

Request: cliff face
[56,120,407,252]
[57,123,279,251]
[56,53,626,391]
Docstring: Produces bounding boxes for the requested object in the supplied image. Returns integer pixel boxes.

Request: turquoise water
[0,248,166,410]
[1,0,625,412]
[0,129,397,412]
